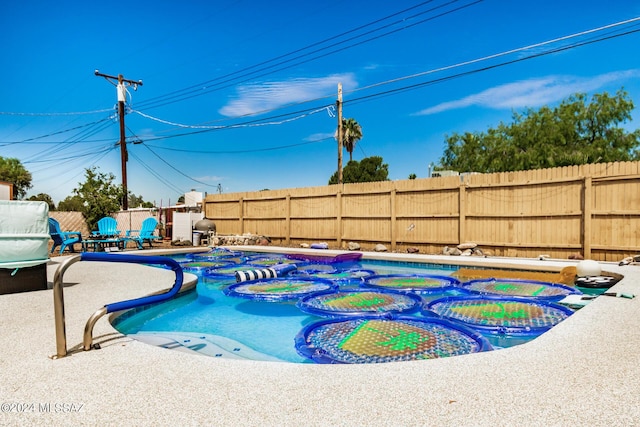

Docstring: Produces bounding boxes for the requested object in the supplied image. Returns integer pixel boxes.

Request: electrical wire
[345,26,640,106]
[139,143,218,188]
[128,150,186,195]
[0,115,115,147]
[30,147,117,196]
[135,0,481,110]
[145,135,333,154]
[0,108,115,116]
[131,105,331,130]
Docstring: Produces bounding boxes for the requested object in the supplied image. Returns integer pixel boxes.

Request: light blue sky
[2,0,640,205]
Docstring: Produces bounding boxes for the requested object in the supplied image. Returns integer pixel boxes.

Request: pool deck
[1,246,639,426]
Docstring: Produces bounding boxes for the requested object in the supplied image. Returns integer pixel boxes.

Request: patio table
[81,236,123,252]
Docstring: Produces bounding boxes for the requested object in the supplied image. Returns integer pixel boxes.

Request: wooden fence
[204,161,640,262]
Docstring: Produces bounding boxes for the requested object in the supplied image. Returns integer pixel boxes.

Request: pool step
[130,331,285,361]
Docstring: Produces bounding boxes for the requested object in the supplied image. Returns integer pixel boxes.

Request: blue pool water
[112,251,576,363]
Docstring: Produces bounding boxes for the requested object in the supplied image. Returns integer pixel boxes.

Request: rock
[568,253,584,260]
[406,247,419,253]
[444,246,462,256]
[457,242,477,250]
[258,237,270,246]
[347,242,361,251]
[374,244,388,252]
[171,239,192,246]
[472,248,484,257]
[461,249,473,256]
[300,243,309,248]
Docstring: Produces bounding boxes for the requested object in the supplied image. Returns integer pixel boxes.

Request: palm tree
[341,118,363,162]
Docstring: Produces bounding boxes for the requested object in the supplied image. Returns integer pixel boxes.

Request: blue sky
[2,0,640,206]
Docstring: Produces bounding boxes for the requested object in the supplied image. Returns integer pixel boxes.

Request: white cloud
[415,69,640,115]
[303,132,335,142]
[219,73,358,117]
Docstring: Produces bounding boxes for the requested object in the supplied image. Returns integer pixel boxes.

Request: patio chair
[48,217,83,254]
[92,216,120,237]
[124,217,162,249]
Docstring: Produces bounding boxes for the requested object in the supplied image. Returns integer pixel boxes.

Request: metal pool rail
[51,252,183,359]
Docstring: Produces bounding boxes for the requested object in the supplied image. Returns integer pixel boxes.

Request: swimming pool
[112,249,581,364]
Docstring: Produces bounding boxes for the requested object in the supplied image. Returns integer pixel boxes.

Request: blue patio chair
[92,217,120,237]
[48,218,83,254]
[124,217,162,249]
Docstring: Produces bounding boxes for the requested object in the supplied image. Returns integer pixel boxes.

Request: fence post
[582,176,592,259]
[459,179,466,245]
[336,189,342,248]
[285,194,291,246]
[239,197,244,235]
[390,188,397,251]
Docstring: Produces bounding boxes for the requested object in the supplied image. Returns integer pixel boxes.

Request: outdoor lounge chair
[92,216,120,237]
[124,217,162,249]
[48,217,82,254]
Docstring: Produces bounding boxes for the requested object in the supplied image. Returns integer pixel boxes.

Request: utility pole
[336,83,343,185]
[94,70,143,211]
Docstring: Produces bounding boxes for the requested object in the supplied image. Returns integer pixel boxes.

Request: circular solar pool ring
[425,295,575,335]
[285,252,363,264]
[224,277,336,302]
[296,263,337,273]
[297,289,423,318]
[244,254,300,268]
[295,316,492,364]
[363,274,460,294]
[186,248,243,260]
[179,260,236,272]
[292,269,376,284]
[459,278,581,300]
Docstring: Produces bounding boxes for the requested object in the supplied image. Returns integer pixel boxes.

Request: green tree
[72,167,124,232]
[27,193,56,211]
[440,89,640,173]
[57,195,84,211]
[340,117,363,162]
[329,156,389,184]
[408,173,417,179]
[129,193,154,208]
[0,157,32,199]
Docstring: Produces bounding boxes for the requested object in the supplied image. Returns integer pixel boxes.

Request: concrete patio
[1,247,639,426]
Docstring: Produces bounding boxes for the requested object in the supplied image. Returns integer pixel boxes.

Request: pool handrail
[51,252,184,359]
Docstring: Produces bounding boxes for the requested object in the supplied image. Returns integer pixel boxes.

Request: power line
[145,136,333,154]
[131,105,332,130]
[347,16,640,97]
[35,149,117,197]
[345,26,640,106]
[135,0,482,110]
[137,1,439,109]
[140,143,218,188]
[0,115,115,146]
[128,150,186,195]
[0,108,115,116]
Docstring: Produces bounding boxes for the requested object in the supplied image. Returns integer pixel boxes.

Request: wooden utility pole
[337,83,343,184]
[94,70,143,211]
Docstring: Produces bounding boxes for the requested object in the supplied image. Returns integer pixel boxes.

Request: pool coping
[1,246,639,425]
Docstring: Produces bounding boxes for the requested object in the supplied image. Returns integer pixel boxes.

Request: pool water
[112,251,577,363]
